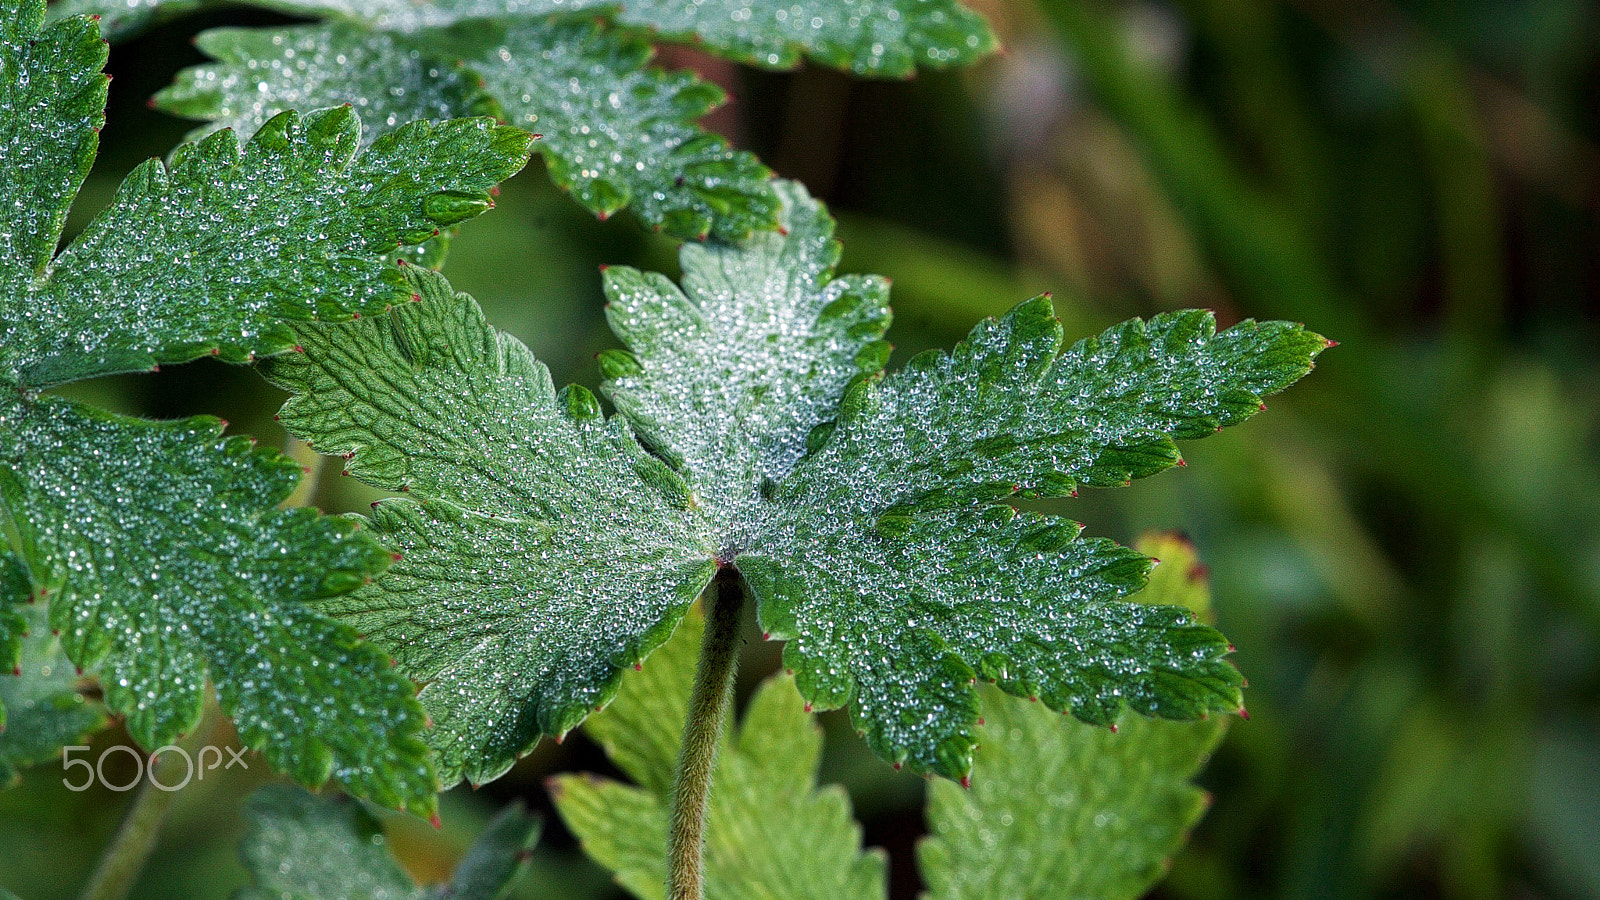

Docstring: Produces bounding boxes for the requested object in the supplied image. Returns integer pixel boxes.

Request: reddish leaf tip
[430,813,443,829]
[1238,707,1251,720]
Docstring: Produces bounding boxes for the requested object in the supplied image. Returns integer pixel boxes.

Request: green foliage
[65,0,997,74]
[156,16,776,241]
[600,180,891,530]
[740,301,1323,777]
[263,266,718,787]
[1,96,530,386]
[1,2,532,812]
[551,606,888,900]
[236,784,539,900]
[270,179,1325,787]
[72,0,994,240]
[918,533,1228,900]
[0,603,107,787]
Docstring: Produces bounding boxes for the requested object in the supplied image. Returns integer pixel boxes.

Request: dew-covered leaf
[918,533,1229,900]
[737,298,1328,779]
[272,177,1324,788]
[155,16,776,241]
[237,785,421,900]
[237,784,539,900]
[0,97,530,386]
[0,602,108,789]
[551,606,888,900]
[262,265,718,787]
[6,4,531,388]
[183,0,997,76]
[0,3,539,813]
[0,392,437,810]
[45,0,216,40]
[601,180,889,532]
[155,22,498,147]
[464,17,776,242]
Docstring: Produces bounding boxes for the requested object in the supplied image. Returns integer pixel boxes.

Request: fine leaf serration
[75,0,995,239]
[59,0,998,74]
[155,15,777,242]
[918,534,1231,900]
[266,266,718,787]
[269,179,1329,784]
[1,1,532,810]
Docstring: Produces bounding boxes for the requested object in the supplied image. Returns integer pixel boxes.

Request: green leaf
[466,18,776,242]
[551,606,888,900]
[437,799,543,900]
[273,180,1326,787]
[236,784,539,900]
[261,265,718,787]
[45,0,218,41]
[738,298,1326,777]
[601,180,890,530]
[1,4,107,292]
[0,90,531,386]
[918,533,1229,900]
[153,21,497,149]
[0,602,108,788]
[1,3,537,812]
[155,16,776,242]
[0,392,436,811]
[186,0,997,76]
[0,555,26,674]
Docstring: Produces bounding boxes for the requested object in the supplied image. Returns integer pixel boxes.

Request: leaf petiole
[666,567,747,900]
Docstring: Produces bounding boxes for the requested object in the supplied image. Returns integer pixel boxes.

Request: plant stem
[78,700,217,900]
[666,567,747,900]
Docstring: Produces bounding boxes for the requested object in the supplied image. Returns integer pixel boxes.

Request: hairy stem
[78,698,218,900]
[666,567,747,900]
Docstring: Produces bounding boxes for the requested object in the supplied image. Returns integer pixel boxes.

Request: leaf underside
[271,179,1327,785]
[236,784,540,900]
[919,534,1231,900]
[3,3,532,811]
[552,606,888,900]
[262,266,718,787]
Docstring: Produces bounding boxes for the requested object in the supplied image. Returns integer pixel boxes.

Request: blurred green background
[6,0,1599,897]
